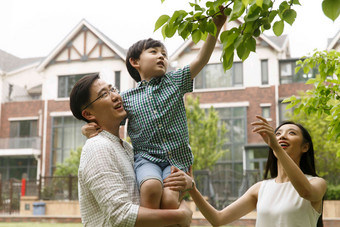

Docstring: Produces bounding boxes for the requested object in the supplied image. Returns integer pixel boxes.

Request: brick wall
[279,83,313,98]
[188,86,276,144]
[0,100,43,137]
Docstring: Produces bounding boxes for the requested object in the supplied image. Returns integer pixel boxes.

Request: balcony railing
[0,137,41,149]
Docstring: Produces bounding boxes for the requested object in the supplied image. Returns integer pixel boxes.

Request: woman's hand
[163,166,194,192]
[251,115,280,151]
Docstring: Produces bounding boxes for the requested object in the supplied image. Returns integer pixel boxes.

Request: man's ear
[82,109,96,122]
[129,57,140,69]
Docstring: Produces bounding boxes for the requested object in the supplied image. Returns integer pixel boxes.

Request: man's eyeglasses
[82,86,119,111]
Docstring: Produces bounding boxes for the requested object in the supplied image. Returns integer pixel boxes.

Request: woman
[164,115,327,227]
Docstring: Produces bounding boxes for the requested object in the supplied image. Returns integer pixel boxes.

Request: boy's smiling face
[133,46,168,81]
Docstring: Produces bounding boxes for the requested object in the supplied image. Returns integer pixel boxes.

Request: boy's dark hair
[69,73,99,123]
[126,38,166,82]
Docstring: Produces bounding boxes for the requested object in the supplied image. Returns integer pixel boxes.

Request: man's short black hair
[69,73,99,122]
[126,38,166,82]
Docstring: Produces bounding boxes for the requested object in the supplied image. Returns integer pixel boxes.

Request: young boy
[84,13,226,210]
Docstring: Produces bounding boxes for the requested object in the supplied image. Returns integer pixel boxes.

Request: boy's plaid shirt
[121,65,194,170]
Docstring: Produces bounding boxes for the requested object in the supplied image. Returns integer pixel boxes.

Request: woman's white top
[256,175,321,227]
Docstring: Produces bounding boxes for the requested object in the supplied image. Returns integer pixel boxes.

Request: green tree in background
[155,0,340,70]
[283,50,340,141]
[186,95,228,170]
[287,109,340,185]
[54,147,82,176]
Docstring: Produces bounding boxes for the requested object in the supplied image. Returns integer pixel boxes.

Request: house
[0,19,135,181]
[0,18,334,206]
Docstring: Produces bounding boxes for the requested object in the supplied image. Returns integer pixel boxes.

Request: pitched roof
[265,34,289,49]
[37,19,126,71]
[327,30,340,50]
[0,49,42,72]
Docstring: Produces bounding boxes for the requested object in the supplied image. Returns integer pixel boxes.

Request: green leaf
[268,10,278,22]
[282,9,297,25]
[242,0,250,6]
[161,24,167,39]
[222,29,240,49]
[222,48,235,70]
[164,23,177,38]
[154,15,170,32]
[306,78,317,84]
[245,5,261,22]
[178,21,189,34]
[279,1,289,14]
[282,95,296,103]
[322,0,340,21]
[220,31,229,44]
[245,37,256,52]
[256,0,263,7]
[234,36,243,49]
[178,22,191,40]
[230,0,246,21]
[292,0,301,5]
[273,20,284,36]
[207,21,217,36]
[237,44,246,59]
[192,29,202,44]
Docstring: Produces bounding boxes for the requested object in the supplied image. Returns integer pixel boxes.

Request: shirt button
[162,138,167,142]
[149,96,152,99]
[154,110,158,114]
[158,124,162,128]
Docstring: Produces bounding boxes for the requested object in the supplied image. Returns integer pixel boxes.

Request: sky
[0,0,339,59]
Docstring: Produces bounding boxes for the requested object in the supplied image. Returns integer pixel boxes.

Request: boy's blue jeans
[134,153,171,189]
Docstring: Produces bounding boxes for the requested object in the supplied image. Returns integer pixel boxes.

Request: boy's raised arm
[189,10,227,79]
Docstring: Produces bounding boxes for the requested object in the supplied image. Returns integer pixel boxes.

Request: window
[279,101,295,123]
[194,62,243,89]
[9,120,38,148]
[261,60,269,85]
[0,157,37,180]
[10,120,37,137]
[115,71,121,91]
[58,73,95,98]
[210,106,247,198]
[261,106,271,119]
[51,116,87,174]
[279,59,318,84]
[244,145,268,182]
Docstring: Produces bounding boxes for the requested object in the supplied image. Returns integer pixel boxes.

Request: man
[69,73,193,226]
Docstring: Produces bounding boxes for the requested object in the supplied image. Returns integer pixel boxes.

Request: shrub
[325,184,340,200]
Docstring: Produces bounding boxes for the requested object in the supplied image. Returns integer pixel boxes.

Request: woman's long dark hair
[263,121,323,227]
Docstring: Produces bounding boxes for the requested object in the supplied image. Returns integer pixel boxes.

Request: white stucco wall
[41,58,131,100]
[5,64,42,90]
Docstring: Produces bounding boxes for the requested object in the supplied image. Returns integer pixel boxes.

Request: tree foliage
[283,50,340,141]
[54,147,82,176]
[185,95,228,170]
[156,0,340,70]
[288,110,340,185]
